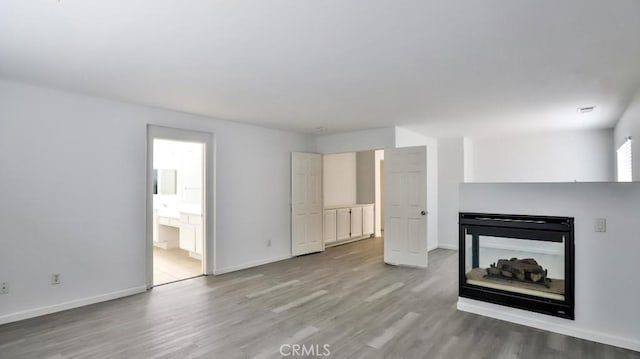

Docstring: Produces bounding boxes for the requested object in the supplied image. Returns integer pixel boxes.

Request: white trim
[325,235,373,248]
[213,255,292,275]
[457,298,640,352]
[0,286,147,326]
[438,244,459,250]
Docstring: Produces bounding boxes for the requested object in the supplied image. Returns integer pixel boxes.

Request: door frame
[146,125,216,289]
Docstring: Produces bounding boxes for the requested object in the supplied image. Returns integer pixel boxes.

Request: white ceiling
[1,1,640,136]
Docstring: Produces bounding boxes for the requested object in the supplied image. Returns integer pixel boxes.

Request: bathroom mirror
[153,169,177,195]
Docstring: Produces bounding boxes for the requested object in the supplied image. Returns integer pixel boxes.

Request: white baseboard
[213,254,292,275]
[0,285,147,326]
[457,298,640,352]
[437,244,459,250]
[325,235,373,248]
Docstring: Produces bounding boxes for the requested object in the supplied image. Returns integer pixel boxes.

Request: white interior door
[292,152,323,256]
[384,146,428,268]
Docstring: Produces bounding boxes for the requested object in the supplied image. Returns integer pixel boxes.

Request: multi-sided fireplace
[459,213,575,319]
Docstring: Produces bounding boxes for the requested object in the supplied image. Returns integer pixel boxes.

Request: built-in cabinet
[324,204,374,246]
[350,207,363,238]
[153,210,203,259]
[324,210,337,243]
[363,204,374,236]
[336,208,351,241]
[180,213,203,259]
[153,210,180,249]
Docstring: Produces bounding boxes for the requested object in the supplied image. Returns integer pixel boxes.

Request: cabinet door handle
[420,211,427,216]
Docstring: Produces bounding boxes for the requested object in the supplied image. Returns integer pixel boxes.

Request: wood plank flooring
[1,237,638,358]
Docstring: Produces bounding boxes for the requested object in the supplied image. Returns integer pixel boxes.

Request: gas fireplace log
[488,258,548,284]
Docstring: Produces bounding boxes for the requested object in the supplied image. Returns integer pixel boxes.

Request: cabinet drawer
[158,217,180,227]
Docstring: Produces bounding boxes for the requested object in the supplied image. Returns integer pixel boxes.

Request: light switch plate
[594,218,607,233]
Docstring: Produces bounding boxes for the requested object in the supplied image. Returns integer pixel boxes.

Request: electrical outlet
[1,282,8,294]
[267,240,272,247]
[594,218,607,233]
[51,274,61,285]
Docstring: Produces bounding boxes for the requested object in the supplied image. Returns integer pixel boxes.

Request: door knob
[420,211,427,216]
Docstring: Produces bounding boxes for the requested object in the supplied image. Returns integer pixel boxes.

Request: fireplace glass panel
[464,231,566,301]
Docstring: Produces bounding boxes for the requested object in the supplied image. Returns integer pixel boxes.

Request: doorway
[292,149,384,256]
[292,146,428,268]
[146,126,214,287]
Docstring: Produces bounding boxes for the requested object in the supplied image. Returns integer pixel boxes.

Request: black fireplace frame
[459,212,575,320]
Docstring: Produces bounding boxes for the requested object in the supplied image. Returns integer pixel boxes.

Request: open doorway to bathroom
[147,125,214,288]
[151,138,205,285]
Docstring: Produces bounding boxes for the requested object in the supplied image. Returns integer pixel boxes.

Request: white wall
[470,129,614,182]
[437,137,465,249]
[614,88,640,181]
[356,150,376,204]
[0,80,314,324]
[463,137,474,182]
[458,182,640,352]
[316,127,394,154]
[153,139,203,205]
[323,153,357,207]
[395,127,439,250]
[438,129,615,249]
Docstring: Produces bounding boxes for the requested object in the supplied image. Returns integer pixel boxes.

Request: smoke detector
[577,106,595,114]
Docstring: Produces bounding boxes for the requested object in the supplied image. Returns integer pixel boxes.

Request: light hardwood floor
[1,237,638,358]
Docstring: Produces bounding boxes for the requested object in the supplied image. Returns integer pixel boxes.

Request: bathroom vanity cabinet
[153,209,203,259]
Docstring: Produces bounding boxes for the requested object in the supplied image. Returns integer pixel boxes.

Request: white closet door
[291,152,323,256]
[384,146,428,268]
